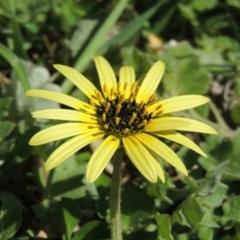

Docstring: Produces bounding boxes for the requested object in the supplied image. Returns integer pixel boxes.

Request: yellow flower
[26,56,217,183]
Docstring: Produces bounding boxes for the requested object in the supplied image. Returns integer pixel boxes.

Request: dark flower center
[119,107,132,122]
[95,96,153,138]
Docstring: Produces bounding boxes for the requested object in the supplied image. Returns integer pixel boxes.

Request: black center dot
[95,96,153,138]
[119,108,132,122]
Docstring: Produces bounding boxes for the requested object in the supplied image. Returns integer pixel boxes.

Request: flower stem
[110,149,123,240]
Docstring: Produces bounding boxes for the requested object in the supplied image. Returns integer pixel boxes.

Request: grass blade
[100,1,164,53]
[0,43,33,109]
[61,0,128,94]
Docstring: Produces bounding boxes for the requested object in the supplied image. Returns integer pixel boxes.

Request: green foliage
[156,213,173,240]
[61,198,81,240]
[0,0,240,239]
[0,196,22,240]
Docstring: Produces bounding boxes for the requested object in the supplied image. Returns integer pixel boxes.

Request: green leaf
[5,126,39,160]
[72,221,110,240]
[178,4,196,23]
[234,77,240,97]
[162,42,211,95]
[234,222,240,239]
[121,47,152,73]
[200,209,220,228]
[0,97,12,120]
[226,0,240,8]
[197,183,228,208]
[191,0,217,11]
[223,196,240,222]
[61,0,87,26]
[173,196,205,228]
[197,225,214,240]
[0,121,15,141]
[62,198,81,240]
[167,41,194,57]
[155,213,174,240]
[230,100,240,125]
[195,161,229,197]
[95,174,111,218]
[214,36,238,50]
[121,183,154,232]
[48,153,90,200]
[31,201,63,224]
[0,196,22,240]
[199,130,240,180]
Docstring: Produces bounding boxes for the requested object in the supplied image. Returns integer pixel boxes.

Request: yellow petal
[45,131,104,170]
[119,66,135,98]
[167,117,217,134]
[29,123,100,145]
[122,135,157,182]
[155,130,207,157]
[53,64,97,100]
[144,117,189,132]
[25,90,95,114]
[136,61,165,103]
[86,135,120,183]
[32,109,98,123]
[135,133,188,176]
[150,158,165,183]
[146,149,165,183]
[148,95,209,115]
[95,56,117,98]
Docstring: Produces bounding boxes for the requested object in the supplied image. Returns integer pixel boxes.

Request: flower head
[26,56,217,183]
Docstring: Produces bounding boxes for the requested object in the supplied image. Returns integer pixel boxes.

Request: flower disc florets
[93,83,157,138]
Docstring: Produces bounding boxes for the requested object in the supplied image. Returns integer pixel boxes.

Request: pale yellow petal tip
[94,56,109,69]
[148,176,165,183]
[53,63,62,68]
[53,64,67,71]
[202,96,210,102]
[25,89,49,97]
[150,174,165,183]
[25,90,30,96]
[85,165,100,183]
[177,166,188,176]
[150,170,160,183]
[201,152,208,158]
[193,95,210,105]
[28,139,35,146]
[204,126,218,135]
[25,90,36,96]
[45,162,54,171]
[45,166,51,172]
[94,56,104,61]
[86,172,98,183]
[45,157,59,171]
[28,134,39,146]
[155,60,165,69]
[86,176,95,183]
[211,129,218,135]
[159,176,165,183]
[183,169,188,176]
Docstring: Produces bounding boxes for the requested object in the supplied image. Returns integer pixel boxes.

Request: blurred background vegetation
[0,0,240,239]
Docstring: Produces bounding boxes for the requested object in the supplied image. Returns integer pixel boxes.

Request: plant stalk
[109,149,123,240]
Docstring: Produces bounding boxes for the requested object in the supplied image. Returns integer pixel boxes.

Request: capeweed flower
[26,56,216,183]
